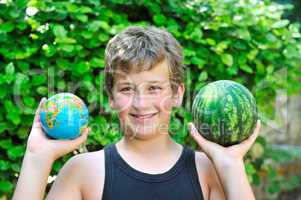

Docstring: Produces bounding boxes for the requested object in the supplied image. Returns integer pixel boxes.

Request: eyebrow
[117,80,167,85]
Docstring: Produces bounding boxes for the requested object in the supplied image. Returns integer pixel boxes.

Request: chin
[122,125,160,140]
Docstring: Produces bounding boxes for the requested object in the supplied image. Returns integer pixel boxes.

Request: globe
[40,93,89,140]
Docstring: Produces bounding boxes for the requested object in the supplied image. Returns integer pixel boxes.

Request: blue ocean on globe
[40,93,89,140]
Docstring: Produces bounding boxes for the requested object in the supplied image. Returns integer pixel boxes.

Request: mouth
[129,112,158,120]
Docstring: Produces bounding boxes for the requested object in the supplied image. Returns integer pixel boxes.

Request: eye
[149,86,162,91]
[120,87,133,92]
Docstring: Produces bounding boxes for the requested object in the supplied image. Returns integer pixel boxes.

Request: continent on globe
[40,93,89,140]
[192,80,258,146]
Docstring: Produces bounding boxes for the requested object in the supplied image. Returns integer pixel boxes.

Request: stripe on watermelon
[231,83,257,141]
[236,83,257,140]
[228,85,243,144]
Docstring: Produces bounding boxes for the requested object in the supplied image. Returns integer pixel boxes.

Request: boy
[13,26,260,200]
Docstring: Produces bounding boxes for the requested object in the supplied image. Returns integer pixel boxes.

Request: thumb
[32,97,47,128]
[63,127,90,148]
[188,122,210,152]
[54,127,91,158]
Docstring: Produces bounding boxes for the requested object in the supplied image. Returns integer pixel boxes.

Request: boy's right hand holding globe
[13,96,90,200]
[27,96,90,162]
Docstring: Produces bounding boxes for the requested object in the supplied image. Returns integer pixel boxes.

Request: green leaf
[32,75,47,86]
[79,6,93,13]
[221,54,233,66]
[268,182,281,194]
[0,139,13,149]
[90,58,105,68]
[240,64,253,73]
[191,57,206,68]
[99,21,110,31]
[184,48,196,57]
[76,62,90,74]
[5,62,15,75]
[235,29,251,40]
[206,38,216,46]
[198,72,208,81]
[245,163,256,175]
[11,163,21,172]
[4,100,14,112]
[53,25,67,38]
[153,14,166,25]
[0,122,7,134]
[37,86,48,95]
[0,22,15,33]
[247,50,258,60]
[60,44,74,53]
[17,126,29,139]
[0,181,13,192]
[7,112,21,125]
[8,145,25,160]
[23,97,35,107]
[191,28,203,40]
[0,160,10,171]
[215,41,229,54]
[272,20,289,28]
[16,21,27,30]
[75,14,88,22]
[98,33,109,42]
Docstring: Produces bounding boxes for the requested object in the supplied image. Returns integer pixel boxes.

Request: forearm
[215,160,255,200]
[12,151,54,200]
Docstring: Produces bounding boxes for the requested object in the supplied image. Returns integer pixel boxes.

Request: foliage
[246,137,301,199]
[0,0,300,198]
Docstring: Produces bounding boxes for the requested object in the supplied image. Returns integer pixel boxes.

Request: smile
[130,112,158,120]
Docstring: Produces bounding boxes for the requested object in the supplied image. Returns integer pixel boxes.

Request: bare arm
[189,121,260,200]
[195,152,225,200]
[46,156,83,200]
[12,152,54,200]
[212,160,254,200]
[12,98,90,200]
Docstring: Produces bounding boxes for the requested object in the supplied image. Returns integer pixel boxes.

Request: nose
[132,92,151,109]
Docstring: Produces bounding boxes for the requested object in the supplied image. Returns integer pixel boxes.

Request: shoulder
[69,149,105,182]
[194,151,225,200]
[194,151,220,185]
[194,151,214,179]
[66,149,106,198]
[47,150,105,199]
[68,149,105,169]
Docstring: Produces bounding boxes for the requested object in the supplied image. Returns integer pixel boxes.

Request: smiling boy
[13,26,260,200]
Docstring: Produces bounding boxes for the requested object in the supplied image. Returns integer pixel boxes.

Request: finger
[240,120,261,150]
[33,97,47,123]
[33,97,47,128]
[57,127,90,150]
[188,122,212,152]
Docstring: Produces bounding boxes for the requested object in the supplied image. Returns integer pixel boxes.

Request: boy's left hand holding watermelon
[188,120,261,200]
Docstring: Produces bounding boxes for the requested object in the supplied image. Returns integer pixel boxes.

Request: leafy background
[0,0,301,199]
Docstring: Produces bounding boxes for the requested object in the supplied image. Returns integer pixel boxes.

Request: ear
[109,96,117,110]
[173,83,185,107]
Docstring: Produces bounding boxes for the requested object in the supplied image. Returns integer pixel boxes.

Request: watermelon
[192,80,258,146]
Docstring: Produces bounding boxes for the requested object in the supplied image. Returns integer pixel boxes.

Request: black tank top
[102,143,204,200]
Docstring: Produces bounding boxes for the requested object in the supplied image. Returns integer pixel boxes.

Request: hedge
[0,0,301,198]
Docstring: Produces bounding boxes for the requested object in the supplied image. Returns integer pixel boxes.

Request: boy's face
[109,60,185,140]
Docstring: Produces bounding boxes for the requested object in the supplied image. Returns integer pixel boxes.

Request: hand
[188,120,261,167]
[26,97,90,161]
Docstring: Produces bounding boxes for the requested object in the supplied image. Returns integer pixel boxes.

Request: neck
[117,132,181,158]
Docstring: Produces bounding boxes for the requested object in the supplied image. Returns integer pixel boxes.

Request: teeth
[132,113,156,119]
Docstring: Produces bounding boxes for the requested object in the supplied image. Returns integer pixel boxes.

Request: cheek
[157,94,174,113]
[113,95,132,114]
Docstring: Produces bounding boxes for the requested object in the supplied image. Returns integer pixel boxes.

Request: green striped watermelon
[192,80,258,146]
